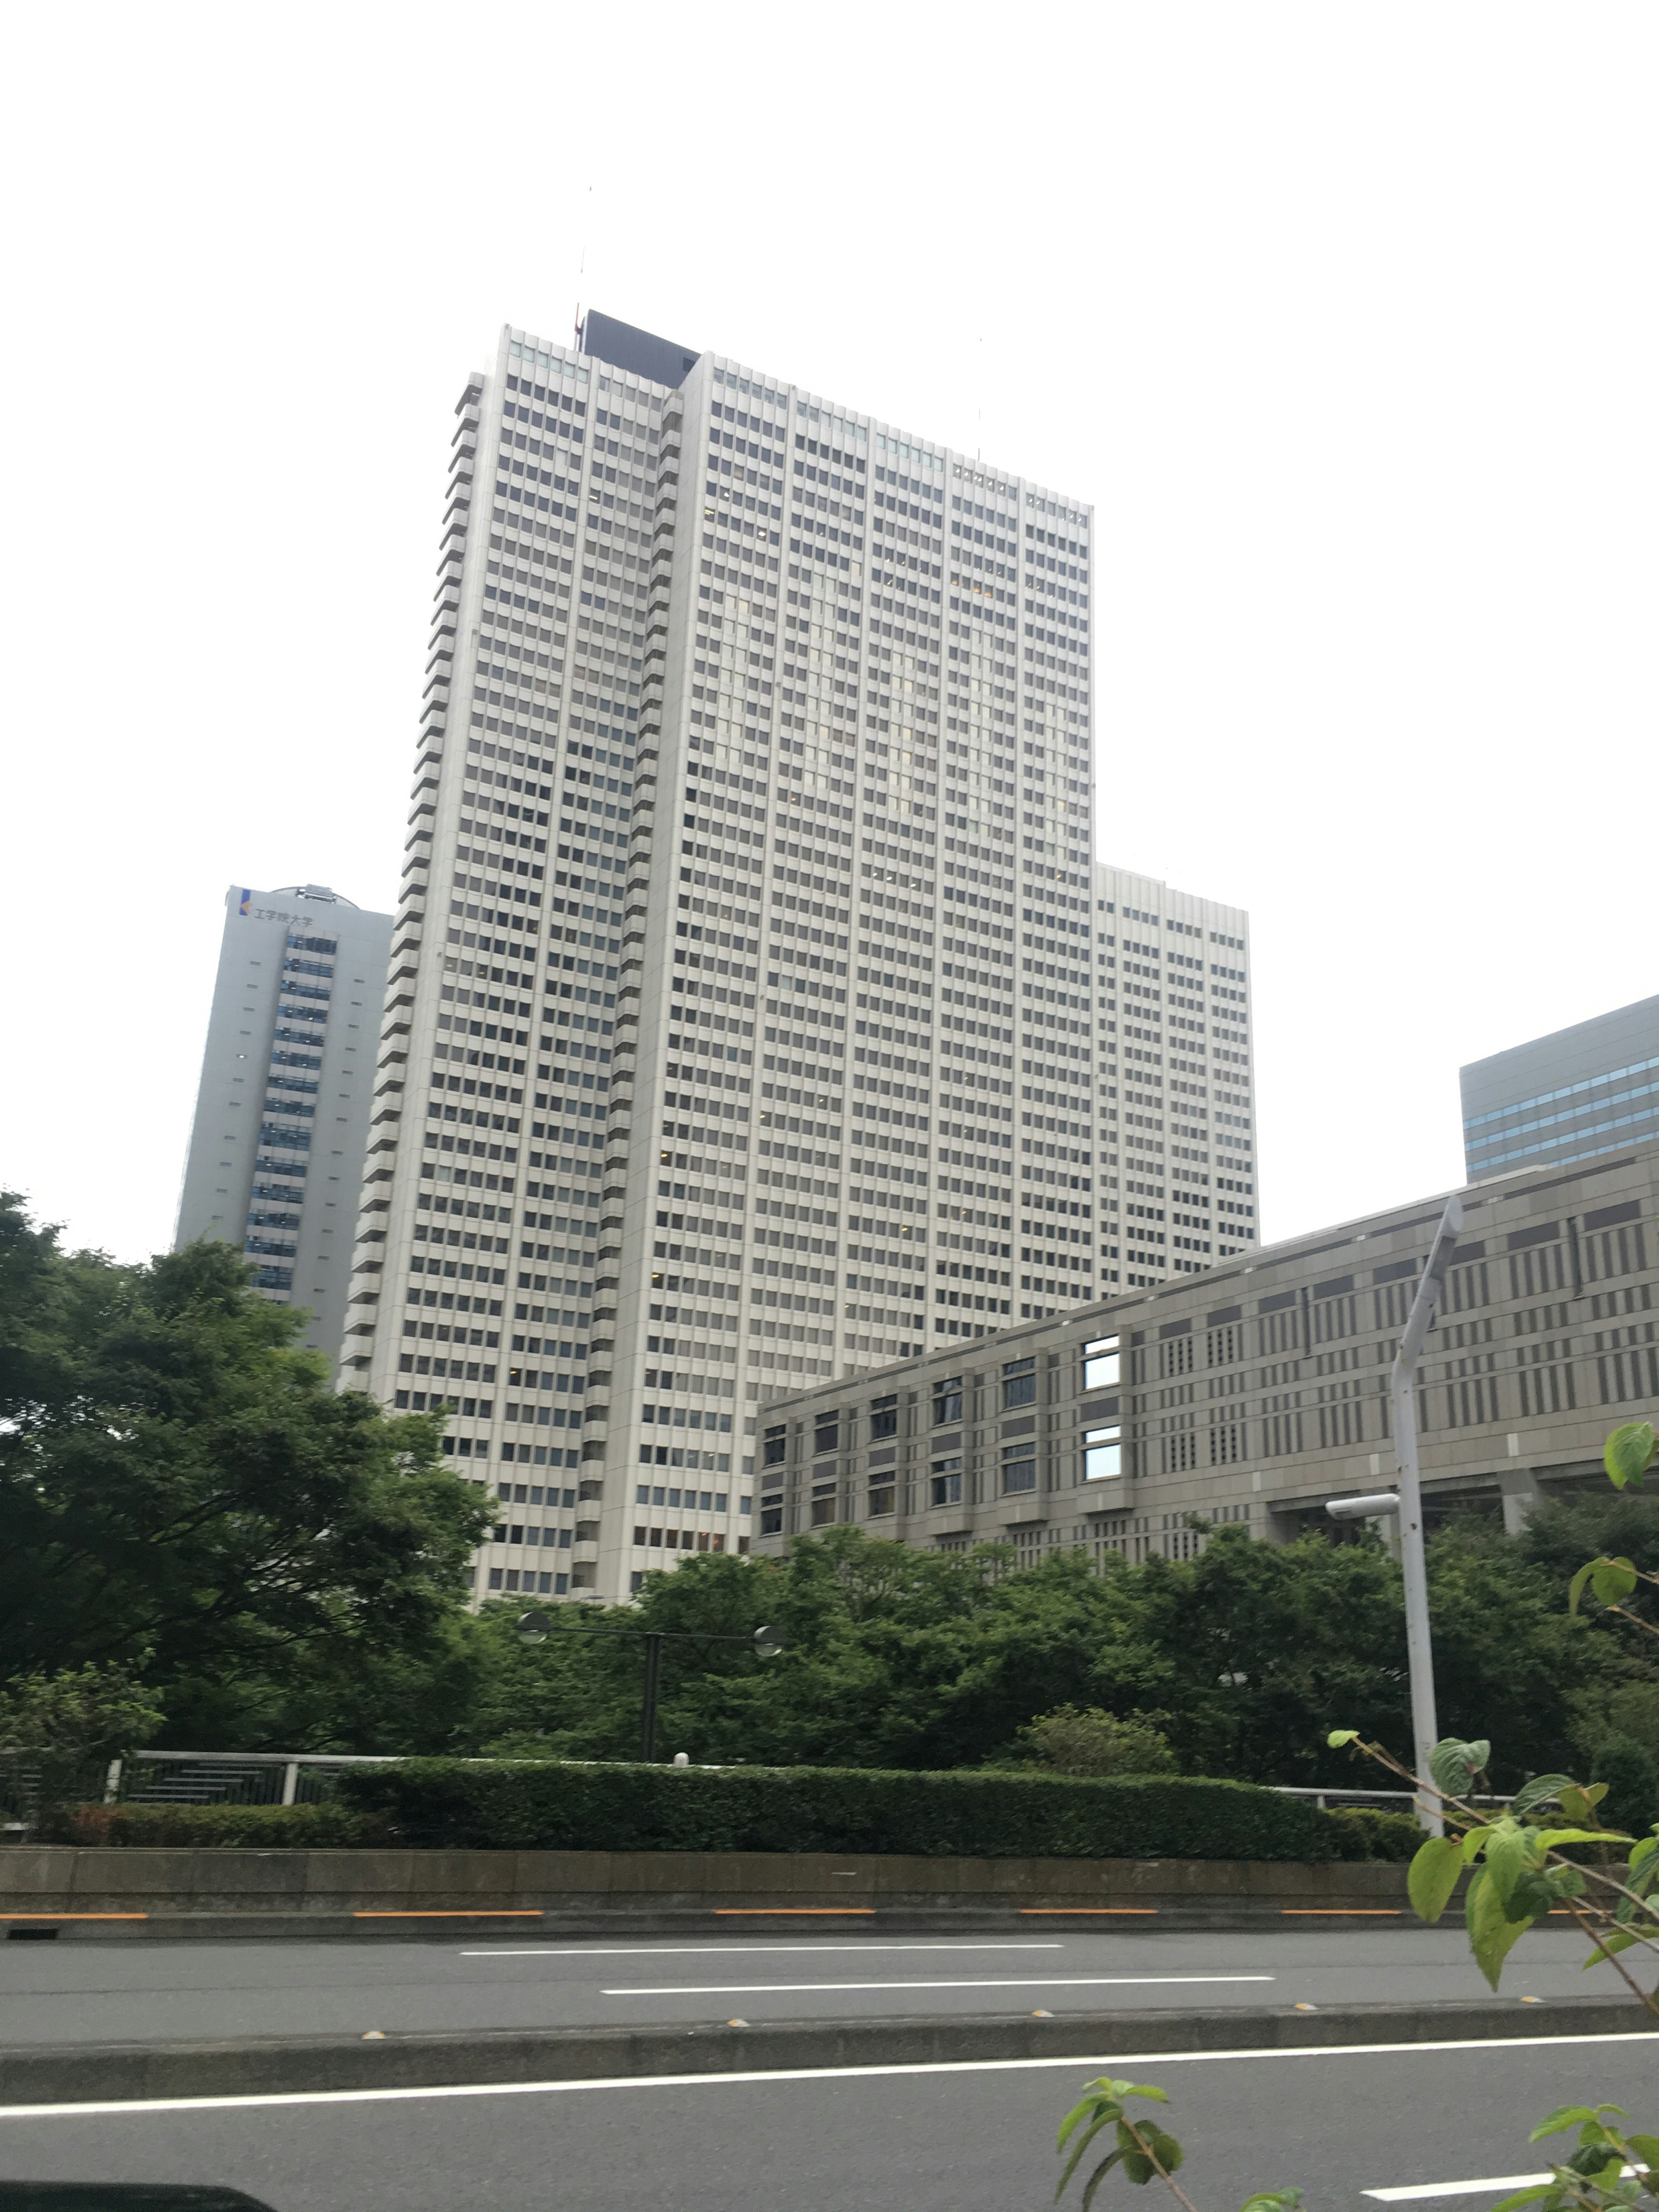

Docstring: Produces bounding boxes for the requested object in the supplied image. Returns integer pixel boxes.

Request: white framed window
[1084,1424,1122,1481]
[1084,1335,1119,1389]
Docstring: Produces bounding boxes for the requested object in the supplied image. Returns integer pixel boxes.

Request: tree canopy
[5,1192,1657,1786]
[456,1515,1637,1789]
[0,1194,489,1745]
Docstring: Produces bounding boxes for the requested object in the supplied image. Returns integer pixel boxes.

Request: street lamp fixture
[511,1610,786,1761]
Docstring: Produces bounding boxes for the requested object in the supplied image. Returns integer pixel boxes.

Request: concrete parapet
[0,1846,1418,1936]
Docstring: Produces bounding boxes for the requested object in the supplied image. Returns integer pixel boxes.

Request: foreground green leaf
[1431,1737,1491,1799]
[1538,1827,1631,1847]
[1559,1783,1610,1824]
[1605,1423,1656,1488]
[1593,1558,1640,1606]
[1408,1834,1465,1923]
[1530,2105,1621,2139]
[1483,1819,1535,1918]
[1583,1927,1644,1967]
[1120,2120,1184,2185]
[1466,1864,1535,1990]
[1509,1774,1577,1819]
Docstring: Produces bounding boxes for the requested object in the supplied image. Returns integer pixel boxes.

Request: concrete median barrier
[0,1996,1649,2107]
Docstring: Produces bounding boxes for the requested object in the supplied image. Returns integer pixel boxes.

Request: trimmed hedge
[1323,1806,1423,1863]
[62,1770,1419,1860]
[63,1802,377,1850]
[331,1760,1343,1861]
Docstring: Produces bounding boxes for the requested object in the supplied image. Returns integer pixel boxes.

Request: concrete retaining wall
[0,1847,1420,1937]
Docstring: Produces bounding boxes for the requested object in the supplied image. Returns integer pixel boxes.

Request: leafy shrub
[1322,1805,1423,1861]
[1016,1706,1177,1777]
[64,1800,378,1848]
[1591,1732,1659,1838]
[333,1759,1339,1860]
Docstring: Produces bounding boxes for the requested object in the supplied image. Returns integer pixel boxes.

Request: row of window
[760,1335,1121,1464]
[758,1424,1122,1535]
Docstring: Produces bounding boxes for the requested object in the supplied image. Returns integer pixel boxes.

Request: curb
[13,1905,1431,1942]
[1,1997,1651,2107]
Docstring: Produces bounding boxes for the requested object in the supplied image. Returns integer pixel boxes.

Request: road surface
[0,1924,1633,2047]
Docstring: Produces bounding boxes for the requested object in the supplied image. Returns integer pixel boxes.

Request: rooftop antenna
[575,181,594,347]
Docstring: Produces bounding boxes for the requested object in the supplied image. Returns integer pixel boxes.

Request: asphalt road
[0,1926,1636,2047]
[3,2025,1658,2212]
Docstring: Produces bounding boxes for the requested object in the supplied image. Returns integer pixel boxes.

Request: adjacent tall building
[1091,861,1255,1297]
[176,885,393,1363]
[1462,995,1659,1184]
[344,312,1251,1605]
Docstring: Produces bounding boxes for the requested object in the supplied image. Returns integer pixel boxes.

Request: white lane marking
[601,1975,1277,1996]
[1367,2174,1634,2204]
[460,1942,1067,1958]
[4,2031,1656,2122]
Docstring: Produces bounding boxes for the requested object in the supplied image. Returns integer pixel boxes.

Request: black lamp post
[516,1612,783,1762]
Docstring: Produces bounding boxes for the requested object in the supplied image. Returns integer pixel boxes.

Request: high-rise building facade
[176,884,392,1363]
[1092,861,1257,1296]
[345,311,1106,1601]
[345,312,1240,1605]
[1462,995,1659,1184]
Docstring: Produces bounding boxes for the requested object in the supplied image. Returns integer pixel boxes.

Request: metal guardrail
[112,1750,404,1808]
[0,1749,405,1829]
[1272,1785,1515,1812]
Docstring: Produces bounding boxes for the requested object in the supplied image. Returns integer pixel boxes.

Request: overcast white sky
[3,3,1654,1265]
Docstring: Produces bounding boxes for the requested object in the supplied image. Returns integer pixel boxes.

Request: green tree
[0,1196,491,1746]
[0,1659,164,1835]
[437,1519,1617,1784]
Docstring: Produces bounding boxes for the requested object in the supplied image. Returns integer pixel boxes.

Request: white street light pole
[1390,1193,1464,1836]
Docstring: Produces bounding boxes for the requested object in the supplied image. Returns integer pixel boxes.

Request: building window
[869,1392,899,1440]
[1084,1335,1120,1390]
[1001,1445,1037,1495]
[1084,1424,1122,1481]
[868,1484,896,1517]
[814,1414,839,1458]
[763,1424,787,1467]
[933,1376,963,1426]
[930,1455,963,1506]
[760,1492,784,1535]
[1002,1356,1036,1410]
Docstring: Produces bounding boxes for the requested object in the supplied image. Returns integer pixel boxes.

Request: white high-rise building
[1092,861,1257,1294]
[345,313,1238,1604]
[176,884,392,1364]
